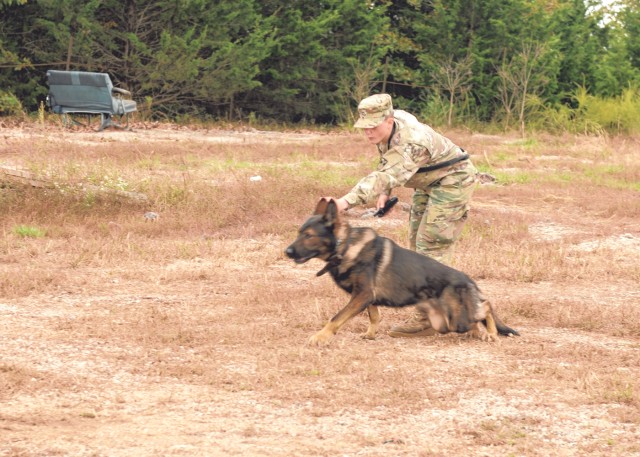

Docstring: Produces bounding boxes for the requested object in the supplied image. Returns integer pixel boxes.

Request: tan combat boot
[388,308,438,338]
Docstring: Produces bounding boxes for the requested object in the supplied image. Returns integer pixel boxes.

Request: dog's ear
[323,199,339,227]
[314,197,330,215]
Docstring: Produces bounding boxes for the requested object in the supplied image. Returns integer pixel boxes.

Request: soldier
[328,93,478,338]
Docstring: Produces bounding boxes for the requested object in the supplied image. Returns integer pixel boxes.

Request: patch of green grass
[135,156,163,171]
[85,171,130,192]
[582,164,640,191]
[584,164,625,176]
[493,170,533,185]
[474,162,493,174]
[543,170,575,183]
[490,150,511,164]
[604,381,637,405]
[286,160,360,188]
[509,138,540,149]
[529,163,639,190]
[12,225,46,238]
[201,158,257,172]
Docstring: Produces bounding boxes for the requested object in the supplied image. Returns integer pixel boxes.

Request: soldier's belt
[416,153,469,173]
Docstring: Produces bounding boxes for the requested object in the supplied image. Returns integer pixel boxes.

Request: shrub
[0,90,24,116]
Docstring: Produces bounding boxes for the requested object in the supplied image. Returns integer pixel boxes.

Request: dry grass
[0,123,639,456]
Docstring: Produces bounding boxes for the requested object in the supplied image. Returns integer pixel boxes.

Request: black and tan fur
[285,198,519,346]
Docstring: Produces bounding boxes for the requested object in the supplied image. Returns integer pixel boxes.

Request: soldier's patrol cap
[354,94,393,128]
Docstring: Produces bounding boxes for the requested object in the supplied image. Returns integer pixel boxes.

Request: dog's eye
[304,233,313,239]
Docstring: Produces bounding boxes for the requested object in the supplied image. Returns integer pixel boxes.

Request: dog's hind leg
[416,300,450,334]
[308,292,372,346]
[361,305,381,340]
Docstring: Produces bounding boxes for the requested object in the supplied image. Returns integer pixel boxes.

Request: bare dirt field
[1,122,639,456]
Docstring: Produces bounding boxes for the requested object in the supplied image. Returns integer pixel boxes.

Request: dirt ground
[1,124,639,456]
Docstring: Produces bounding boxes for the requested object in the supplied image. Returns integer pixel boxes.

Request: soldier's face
[364,117,394,145]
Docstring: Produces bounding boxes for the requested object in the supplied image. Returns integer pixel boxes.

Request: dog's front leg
[308,292,372,346]
[361,305,380,340]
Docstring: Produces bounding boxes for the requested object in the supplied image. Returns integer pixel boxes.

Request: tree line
[1,0,639,133]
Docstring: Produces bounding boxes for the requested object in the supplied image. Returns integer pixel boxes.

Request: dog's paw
[482,333,499,343]
[308,330,333,346]
[475,328,498,343]
[467,323,499,342]
[360,331,376,340]
[463,330,478,340]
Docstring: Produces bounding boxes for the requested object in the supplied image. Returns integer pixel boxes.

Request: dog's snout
[285,246,296,258]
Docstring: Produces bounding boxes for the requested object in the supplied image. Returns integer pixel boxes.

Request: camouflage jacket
[342,110,469,207]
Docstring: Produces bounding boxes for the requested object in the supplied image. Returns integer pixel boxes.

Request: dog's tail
[485,301,519,337]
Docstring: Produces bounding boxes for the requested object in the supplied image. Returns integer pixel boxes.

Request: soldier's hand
[376,194,389,212]
[333,198,350,212]
[322,197,350,212]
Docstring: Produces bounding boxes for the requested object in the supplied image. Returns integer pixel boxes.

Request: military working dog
[285,198,519,346]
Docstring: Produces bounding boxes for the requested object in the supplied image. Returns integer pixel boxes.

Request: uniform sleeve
[342,144,425,207]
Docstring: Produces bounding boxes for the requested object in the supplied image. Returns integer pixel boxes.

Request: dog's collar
[316,254,342,276]
[316,235,347,277]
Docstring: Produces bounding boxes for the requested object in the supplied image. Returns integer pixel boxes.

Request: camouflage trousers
[408,161,477,265]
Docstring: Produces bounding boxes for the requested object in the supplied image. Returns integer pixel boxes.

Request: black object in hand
[373,196,398,217]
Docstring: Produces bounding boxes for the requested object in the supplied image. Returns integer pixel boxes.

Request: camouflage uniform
[344,94,477,264]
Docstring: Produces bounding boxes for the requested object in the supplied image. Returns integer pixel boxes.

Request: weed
[493,170,532,185]
[604,380,637,405]
[12,225,46,238]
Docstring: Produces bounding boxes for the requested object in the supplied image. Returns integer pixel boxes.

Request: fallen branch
[0,165,148,202]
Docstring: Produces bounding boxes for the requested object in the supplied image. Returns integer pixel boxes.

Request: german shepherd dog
[285,198,519,346]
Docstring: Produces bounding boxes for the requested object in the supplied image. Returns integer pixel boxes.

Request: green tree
[430,54,473,127]
[592,22,640,97]
[90,0,274,117]
[0,0,636,130]
[247,0,389,123]
[408,0,553,122]
[497,41,554,135]
[546,0,603,102]
[1,0,109,109]
[32,0,100,70]
[622,0,640,70]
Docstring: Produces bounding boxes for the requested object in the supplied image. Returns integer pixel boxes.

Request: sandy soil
[1,124,639,456]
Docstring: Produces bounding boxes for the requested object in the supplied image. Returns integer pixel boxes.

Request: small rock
[144,211,159,221]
